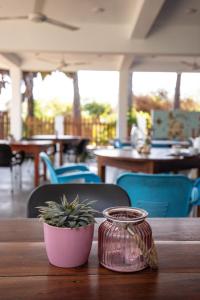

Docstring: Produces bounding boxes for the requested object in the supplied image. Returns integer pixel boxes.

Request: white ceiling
[0,0,200,72]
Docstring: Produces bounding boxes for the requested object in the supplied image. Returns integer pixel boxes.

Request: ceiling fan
[0,12,79,31]
[0,0,79,32]
[181,60,200,70]
[36,54,88,71]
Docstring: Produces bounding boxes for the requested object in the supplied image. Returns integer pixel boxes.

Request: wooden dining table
[95,148,200,181]
[0,218,200,299]
[10,140,53,187]
[30,135,81,165]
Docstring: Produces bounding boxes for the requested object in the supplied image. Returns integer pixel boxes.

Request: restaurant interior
[0,0,200,299]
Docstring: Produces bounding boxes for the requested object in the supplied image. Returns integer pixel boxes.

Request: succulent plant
[38,195,97,228]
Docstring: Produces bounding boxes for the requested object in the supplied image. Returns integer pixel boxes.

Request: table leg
[43,161,47,181]
[59,141,63,166]
[34,153,40,187]
[197,206,200,217]
[98,159,105,182]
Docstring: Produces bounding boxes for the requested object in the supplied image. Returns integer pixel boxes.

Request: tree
[174,73,182,109]
[22,72,37,117]
[83,102,112,119]
[65,72,81,135]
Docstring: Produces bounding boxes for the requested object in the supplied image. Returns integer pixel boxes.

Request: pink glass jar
[98,207,158,272]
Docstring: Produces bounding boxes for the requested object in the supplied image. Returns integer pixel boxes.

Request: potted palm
[38,195,96,268]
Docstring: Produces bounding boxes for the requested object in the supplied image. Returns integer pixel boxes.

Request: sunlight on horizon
[1,71,200,111]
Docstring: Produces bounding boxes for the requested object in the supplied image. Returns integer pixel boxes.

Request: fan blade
[181,61,193,67]
[73,62,88,66]
[181,61,200,69]
[45,17,79,31]
[0,16,28,21]
[33,0,45,13]
[37,57,57,64]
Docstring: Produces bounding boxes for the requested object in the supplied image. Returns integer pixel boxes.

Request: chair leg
[18,165,22,189]
[10,167,13,194]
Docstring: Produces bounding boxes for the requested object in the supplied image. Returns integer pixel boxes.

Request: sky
[1,71,200,111]
[132,72,200,101]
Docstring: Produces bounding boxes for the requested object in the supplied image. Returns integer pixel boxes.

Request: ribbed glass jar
[98,207,157,272]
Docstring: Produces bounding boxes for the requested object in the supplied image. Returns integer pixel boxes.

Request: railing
[24,116,55,137]
[23,116,116,145]
[63,116,116,145]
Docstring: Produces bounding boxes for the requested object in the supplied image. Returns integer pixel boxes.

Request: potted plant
[38,195,96,268]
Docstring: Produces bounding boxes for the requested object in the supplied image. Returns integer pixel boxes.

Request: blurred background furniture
[63,138,90,162]
[112,138,131,149]
[27,183,131,217]
[40,152,101,184]
[117,173,200,217]
[95,148,200,181]
[10,140,53,187]
[112,138,190,149]
[0,144,25,192]
[30,135,82,165]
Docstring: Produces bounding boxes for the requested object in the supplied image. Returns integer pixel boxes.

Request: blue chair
[116,173,199,217]
[194,178,200,199]
[40,152,101,184]
[113,139,131,149]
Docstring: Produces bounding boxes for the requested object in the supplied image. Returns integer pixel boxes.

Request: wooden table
[95,148,200,181]
[0,218,200,299]
[31,135,81,165]
[11,140,53,187]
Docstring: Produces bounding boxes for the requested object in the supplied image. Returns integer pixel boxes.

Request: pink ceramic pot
[43,222,94,268]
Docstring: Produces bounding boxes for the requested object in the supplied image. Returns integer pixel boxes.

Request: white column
[10,67,22,140]
[117,69,130,140]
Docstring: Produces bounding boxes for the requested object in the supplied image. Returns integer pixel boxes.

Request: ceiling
[0,0,200,72]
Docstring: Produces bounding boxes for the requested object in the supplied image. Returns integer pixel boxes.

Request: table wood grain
[0,218,200,299]
[0,218,199,242]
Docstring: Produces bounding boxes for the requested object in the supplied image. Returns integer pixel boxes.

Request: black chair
[74,138,90,162]
[63,139,90,162]
[0,144,25,192]
[27,183,131,217]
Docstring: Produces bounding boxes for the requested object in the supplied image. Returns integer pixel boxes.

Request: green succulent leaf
[37,194,97,228]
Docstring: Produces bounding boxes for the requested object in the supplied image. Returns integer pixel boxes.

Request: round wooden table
[95,148,200,181]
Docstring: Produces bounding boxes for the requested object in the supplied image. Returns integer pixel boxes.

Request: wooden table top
[0,218,200,299]
[30,135,81,141]
[95,148,200,162]
[0,139,53,147]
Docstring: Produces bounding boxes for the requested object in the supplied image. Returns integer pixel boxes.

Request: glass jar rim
[102,206,148,223]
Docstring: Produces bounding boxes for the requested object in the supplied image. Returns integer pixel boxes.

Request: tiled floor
[0,161,35,218]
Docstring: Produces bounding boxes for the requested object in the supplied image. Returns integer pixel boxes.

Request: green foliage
[127,108,151,129]
[127,108,137,126]
[83,101,112,118]
[38,195,97,228]
[34,98,72,118]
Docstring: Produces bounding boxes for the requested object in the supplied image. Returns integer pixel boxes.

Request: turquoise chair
[113,139,131,148]
[116,173,199,217]
[40,152,101,184]
[194,178,200,199]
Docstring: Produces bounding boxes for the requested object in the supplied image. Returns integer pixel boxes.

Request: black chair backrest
[75,139,90,155]
[0,144,12,166]
[27,183,131,218]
